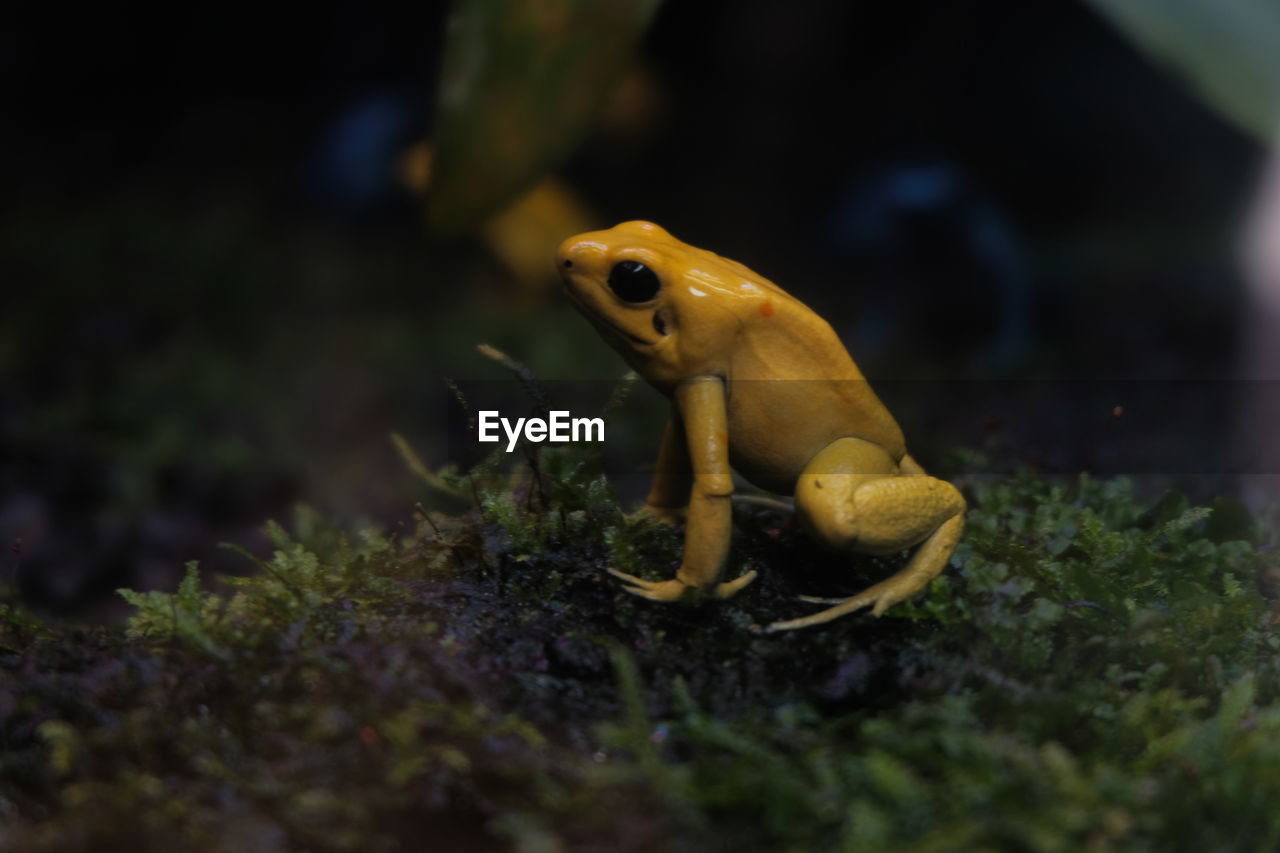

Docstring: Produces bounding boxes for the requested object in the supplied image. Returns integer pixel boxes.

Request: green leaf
[428,0,662,232]
[1085,0,1280,139]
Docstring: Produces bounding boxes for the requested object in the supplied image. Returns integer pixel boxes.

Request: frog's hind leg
[764,438,965,633]
[768,514,964,631]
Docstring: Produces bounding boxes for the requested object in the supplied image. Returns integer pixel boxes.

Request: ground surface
[3,442,1278,851]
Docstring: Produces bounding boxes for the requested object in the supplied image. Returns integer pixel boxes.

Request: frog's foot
[766,576,908,631]
[763,514,963,632]
[607,568,758,602]
[611,572,693,602]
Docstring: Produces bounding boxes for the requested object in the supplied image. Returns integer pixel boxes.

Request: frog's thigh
[796,438,960,554]
[773,439,965,630]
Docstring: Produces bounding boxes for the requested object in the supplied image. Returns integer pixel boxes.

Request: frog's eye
[607,260,661,303]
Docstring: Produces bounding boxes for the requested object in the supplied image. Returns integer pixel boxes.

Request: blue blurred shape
[305,90,419,212]
[831,159,1032,373]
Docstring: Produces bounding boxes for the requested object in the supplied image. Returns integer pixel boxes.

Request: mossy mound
[2,449,1278,851]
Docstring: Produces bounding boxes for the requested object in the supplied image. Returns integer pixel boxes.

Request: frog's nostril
[562,259,573,268]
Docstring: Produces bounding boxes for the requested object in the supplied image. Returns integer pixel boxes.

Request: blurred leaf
[429,0,661,233]
[1085,0,1280,139]
[480,177,595,293]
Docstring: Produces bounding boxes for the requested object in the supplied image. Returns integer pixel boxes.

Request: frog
[556,220,965,631]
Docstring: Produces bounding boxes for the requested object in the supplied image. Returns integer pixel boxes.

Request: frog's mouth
[563,285,658,348]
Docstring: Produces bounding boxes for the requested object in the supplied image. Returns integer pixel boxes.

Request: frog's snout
[555,238,577,275]
[555,236,585,275]
[556,235,608,280]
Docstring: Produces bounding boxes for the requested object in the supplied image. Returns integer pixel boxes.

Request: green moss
[2,447,1278,850]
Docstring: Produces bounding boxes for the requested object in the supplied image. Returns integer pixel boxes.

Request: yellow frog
[556,221,965,631]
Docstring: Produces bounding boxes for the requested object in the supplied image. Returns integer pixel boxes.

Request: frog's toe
[795,594,846,604]
[621,583,689,602]
[606,567,655,587]
[712,570,758,599]
[607,569,693,602]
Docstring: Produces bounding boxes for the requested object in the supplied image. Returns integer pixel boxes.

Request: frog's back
[723,293,906,493]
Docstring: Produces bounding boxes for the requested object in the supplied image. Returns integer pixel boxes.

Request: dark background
[1,0,1264,618]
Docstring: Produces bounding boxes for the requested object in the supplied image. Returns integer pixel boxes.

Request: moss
[2,440,1279,850]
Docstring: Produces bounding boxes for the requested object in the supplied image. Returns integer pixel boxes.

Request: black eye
[607,260,661,303]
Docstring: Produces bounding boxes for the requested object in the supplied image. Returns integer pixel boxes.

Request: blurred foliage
[0,184,629,612]
[1086,0,1280,139]
[428,0,661,233]
[4,398,1280,849]
[478,178,595,297]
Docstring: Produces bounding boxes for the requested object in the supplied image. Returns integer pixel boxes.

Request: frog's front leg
[609,377,758,602]
[763,437,964,632]
[635,411,692,525]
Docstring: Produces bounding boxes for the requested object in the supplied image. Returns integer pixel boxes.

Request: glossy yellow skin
[557,221,965,631]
